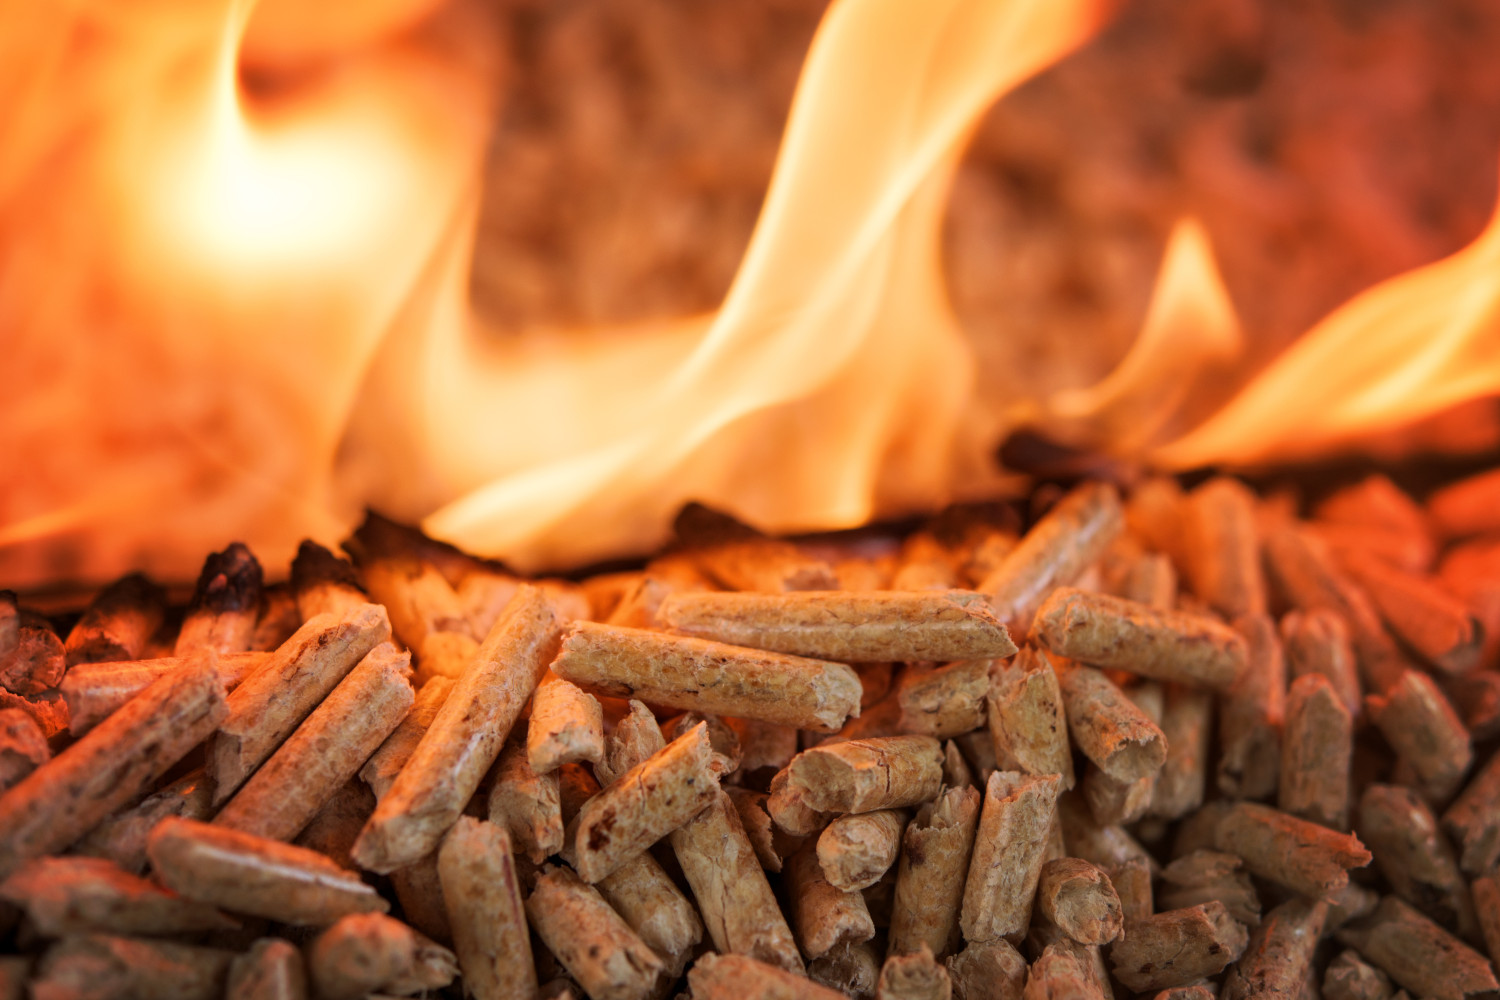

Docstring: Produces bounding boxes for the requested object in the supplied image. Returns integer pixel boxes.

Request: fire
[2,0,1499,586]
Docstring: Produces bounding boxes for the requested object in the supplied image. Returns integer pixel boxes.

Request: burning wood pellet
[214,644,413,841]
[659,589,1016,663]
[787,840,878,961]
[818,808,908,892]
[0,602,64,696]
[354,585,565,873]
[689,952,846,1000]
[878,944,952,1000]
[1336,896,1498,1000]
[225,938,305,1000]
[1279,673,1353,829]
[1033,858,1123,946]
[989,648,1074,787]
[209,604,391,803]
[1281,608,1363,722]
[174,543,262,656]
[291,540,369,619]
[784,735,945,814]
[148,817,387,925]
[305,911,457,1000]
[1109,902,1249,991]
[962,771,1063,944]
[30,934,233,1000]
[1213,802,1372,899]
[0,653,226,877]
[669,787,803,974]
[63,573,165,666]
[980,481,1124,637]
[524,864,664,1000]
[1035,588,1246,690]
[569,722,718,882]
[0,856,236,937]
[528,674,605,772]
[551,621,862,732]
[437,817,535,1000]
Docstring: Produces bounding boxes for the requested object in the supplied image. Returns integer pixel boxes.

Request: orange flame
[1154,179,1500,468]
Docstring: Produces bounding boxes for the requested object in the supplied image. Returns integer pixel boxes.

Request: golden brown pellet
[1181,477,1267,620]
[486,739,563,863]
[889,785,980,960]
[529,674,604,772]
[525,864,664,1000]
[294,778,375,871]
[72,770,213,875]
[879,944,952,1000]
[571,722,718,882]
[1366,669,1472,801]
[1473,875,1500,971]
[787,840,877,960]
[0,856,236,937]
[360,675,454,802]
[1337,896,1498,1000]
[31,934,233,1000]
[1213,802,1372,899]
[689,952,846,1000]
[818,808,908,892]
[1108,902,1248,991]
[1262,523,1404,694]
[458,568,525,636]
[60,650,267,736]
[250,583,302,653]
[669,788,804,974]
[354,585,565,873]
[894,532,962,592]
[226,938,306,1000]
[1109,855,1153,922]
[1322,949,1394,1000]
[1024,943,1105,1000]
[1281,608,1363,722]
[1056,792,1155,873]
[663,710,742,778]
[1222,897,1327,1000]
[1356,784,1476,936]
[785,735,945,814]
[962,771,1063,943]
[594,848,704,977]
[0,707,47,794]
[1150,685,1212,821]
[1035,588,1246,690]
[64,573,165,666]
[0,654,226,878]
[596,698,666,786]
[437,817,535,1000]
[897,659,994,738]
[208,604,391,804]
[1035,858,1123,945]
[726,786,801,873]
[981,481,1124,639]
[1,605,65,696]
[944,739,976,789]
[768,768,833,836]
[389,853,452,944]
[148,817,387,925]
[1443,749,1500,874]
[1056,664,1166,784]
[552,621,862,733]
[175,543,263,656]
[946,938,1028,1000]
[660,590,1017,664]
[989,648,1074,788]
[306,911,458,1000]
[1338,548,1482,674]
[1081,763,1153,827]
[1157,850,1261,928]
[1218,613,1284,800]
[812,940,884,998]
[1279,673,1352,830]
[1124,550,1178,610]
[361,559,476,652]
[215,644,415,842]
[413,630,477,686]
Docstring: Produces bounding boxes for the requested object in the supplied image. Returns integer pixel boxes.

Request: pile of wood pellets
[1,470,1499,1000]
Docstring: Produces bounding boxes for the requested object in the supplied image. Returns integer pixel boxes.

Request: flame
[1045,217,1243,454]
[1155,173,1500,469]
